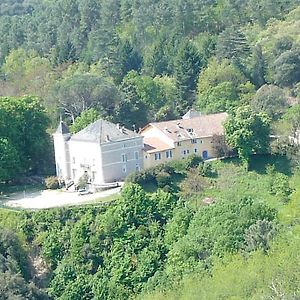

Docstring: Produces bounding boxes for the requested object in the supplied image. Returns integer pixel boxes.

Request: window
[155,153,161,160]
[177,142,182,147]
[134,151,139,160]
[194,148,198,153]
[122,165,127,173]
[191,139,197,144]
[166,150,173,158]
[72,157,75,164]
[187,149,190,154]
[122,154,127,162]
[187,128,193,133]
[183,150,186,155]
[135,164,140,171]
[92,171,96,181]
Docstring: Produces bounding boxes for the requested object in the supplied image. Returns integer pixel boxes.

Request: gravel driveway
[1,187,121,210]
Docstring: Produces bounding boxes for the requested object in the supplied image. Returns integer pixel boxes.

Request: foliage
[196,59,252,113]
[70,108,100,133]
[180,169,208,199]
[45,176,60,190]
[250,84,287,120]
[0,96,52,176]
[225,106,271,166]
[243,219,277,253]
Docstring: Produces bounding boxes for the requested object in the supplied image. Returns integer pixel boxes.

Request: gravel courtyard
[1,187,121,210]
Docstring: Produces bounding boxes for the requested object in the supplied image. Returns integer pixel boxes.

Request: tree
[0,138,20,182]
[114,71,148,129]
[211,134,232,157]
[116,39,143,83]
[70,108,100,133]
[50,74,120,123]
[197,59,251,112]
[180,169,208,199]
[250,84,287,120]
[174,41,202,112]
[216,27,250,75]
[273,47,300,87]
[251,44,266,88]
[0,96,51,175]
[224,106,271,167]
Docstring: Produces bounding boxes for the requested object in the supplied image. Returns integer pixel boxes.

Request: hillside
[0,1,300,299]
[1,155,300,299]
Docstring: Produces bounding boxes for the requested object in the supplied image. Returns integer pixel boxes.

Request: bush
[45,176,59,190]
[125,169,156,185]
[271,173,292,202]
[198,162,217,177]
[184,154,203,170]
[77,172,90,189]
[156,171,172,188]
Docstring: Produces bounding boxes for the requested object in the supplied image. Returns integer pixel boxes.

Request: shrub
[271,173,292,202]
[77,172,90,189]
[45,176,59,190]
[125,169,156,185]
[198,162,216,177]
[184,154,203,170]
[156,171,172,188]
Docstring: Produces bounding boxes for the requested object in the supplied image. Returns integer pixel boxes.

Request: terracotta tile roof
[143,137,174,153]
[147,112,228,142]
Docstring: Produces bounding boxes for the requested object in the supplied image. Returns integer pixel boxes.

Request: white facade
[53,120,144,185]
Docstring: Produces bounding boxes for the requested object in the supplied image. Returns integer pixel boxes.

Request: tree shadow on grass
[248,154,292,175]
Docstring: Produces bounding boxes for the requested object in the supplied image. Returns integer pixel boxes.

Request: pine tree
[116,40,143,84]
[251,44,266,88]
[216,27,250,71]
[174,41,202,113]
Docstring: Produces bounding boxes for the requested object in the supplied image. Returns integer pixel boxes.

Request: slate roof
[145,112,228,143]
[55,121,70,134]
[182,109,201,119]
[70,119,140,143]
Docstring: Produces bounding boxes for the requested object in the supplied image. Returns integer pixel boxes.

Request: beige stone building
[140,110,228,169]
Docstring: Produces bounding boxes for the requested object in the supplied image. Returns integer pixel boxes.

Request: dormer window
[187,128,193,133]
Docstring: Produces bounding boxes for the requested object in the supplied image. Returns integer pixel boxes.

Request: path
[1,187,121,210]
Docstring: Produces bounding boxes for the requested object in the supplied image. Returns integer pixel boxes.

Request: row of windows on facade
[176,139,202,147]
[154,148,207,161]
[122,151,139,162]
[71,152,139,165]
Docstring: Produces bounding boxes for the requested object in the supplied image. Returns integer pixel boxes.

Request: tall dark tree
[114,71,148,129]
[251,44,266,88]
[116,40,143,83]
[174,40,202,112]
[216,27,250,76]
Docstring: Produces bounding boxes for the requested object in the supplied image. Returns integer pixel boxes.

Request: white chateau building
[53,119,144,185]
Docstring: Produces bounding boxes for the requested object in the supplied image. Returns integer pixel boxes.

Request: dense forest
[0,0,300,299]
[0,0,299,179]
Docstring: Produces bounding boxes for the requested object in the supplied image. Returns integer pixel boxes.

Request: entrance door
[202,150,208,159]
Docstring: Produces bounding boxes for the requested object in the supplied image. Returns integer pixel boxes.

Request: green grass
[183,154,296,212]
